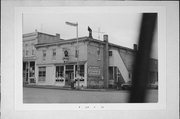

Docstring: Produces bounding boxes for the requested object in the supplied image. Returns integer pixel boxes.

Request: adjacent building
[23,30,63,84]
[23,30,158,89]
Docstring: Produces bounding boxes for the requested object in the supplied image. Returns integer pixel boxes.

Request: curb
[24,85,119,92]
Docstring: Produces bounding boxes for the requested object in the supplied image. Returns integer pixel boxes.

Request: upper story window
[97,47,101,60]
[109,51,112,56]
[25,50,29,56]
[32,49,35,56]
[75,50,79,58]
[52,49,56,60]
[42,50,46,60]
[53,49,56,56]
[97,48,100,55]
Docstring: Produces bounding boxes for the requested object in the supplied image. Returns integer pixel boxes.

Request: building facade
[23,30,63,85]
[29,33,158,89]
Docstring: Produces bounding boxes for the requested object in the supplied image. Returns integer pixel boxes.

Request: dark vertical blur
[129,13,157,103]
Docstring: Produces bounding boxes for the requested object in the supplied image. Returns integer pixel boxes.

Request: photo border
[14,6,166,110]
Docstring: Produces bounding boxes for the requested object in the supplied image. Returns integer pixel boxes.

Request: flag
[88,26,92,32]
[65,22,78,27]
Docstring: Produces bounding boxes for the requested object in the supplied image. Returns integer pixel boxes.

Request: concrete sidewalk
[24,85,119,92]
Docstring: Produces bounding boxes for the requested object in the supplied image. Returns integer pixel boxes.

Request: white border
[14,6,166,110]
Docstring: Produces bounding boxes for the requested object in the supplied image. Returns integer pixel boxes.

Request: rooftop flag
[88,26,92,38]
[88,26,92,32]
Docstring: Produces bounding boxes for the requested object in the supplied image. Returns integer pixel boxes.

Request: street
[23,87,158,103]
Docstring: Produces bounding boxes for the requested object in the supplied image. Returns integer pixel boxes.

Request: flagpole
[76,22,80,90]
[65,21,80,89]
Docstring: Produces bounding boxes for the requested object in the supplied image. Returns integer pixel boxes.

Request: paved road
[23,87,158,103]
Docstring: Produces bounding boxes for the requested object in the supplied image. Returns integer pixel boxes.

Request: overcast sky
[23,10,157,59]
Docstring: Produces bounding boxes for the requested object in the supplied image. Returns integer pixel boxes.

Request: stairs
[112,50,130,83]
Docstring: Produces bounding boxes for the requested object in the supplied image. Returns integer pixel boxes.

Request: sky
[23,10,158,59]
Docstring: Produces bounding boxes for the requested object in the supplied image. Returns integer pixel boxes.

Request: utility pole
[65,21,80,89]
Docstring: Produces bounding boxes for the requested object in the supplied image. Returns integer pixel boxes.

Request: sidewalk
[24,84,119,92]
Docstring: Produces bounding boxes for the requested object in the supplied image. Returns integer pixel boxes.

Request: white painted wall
[109,49,130,83]
[46,65,55,85]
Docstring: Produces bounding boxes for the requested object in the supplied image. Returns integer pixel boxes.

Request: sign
[88,66,100,76]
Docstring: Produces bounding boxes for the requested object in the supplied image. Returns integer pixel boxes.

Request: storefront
[23,61,35,84]
[37,62,87,88]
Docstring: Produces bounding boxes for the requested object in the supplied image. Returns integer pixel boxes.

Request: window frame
[109,50,113,56]
[42,50,46,60]
[38,67,46,81]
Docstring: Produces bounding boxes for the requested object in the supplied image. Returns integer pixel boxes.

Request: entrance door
[23,62,29,84]
[65,71,74,86]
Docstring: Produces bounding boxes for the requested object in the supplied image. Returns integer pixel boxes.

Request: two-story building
[23,30,63,84]
[33,33,158,89]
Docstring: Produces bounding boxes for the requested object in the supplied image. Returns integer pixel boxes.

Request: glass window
[66,65,73,70]
[38,67,46,81]
[29,62,35,77]
[32,49,34,55]
[42,50,46,60]
[26,50,28,56]
[75,50,79,58]
[56,66,64,77]
[75,65,84,77]
[109,51,112,56]
[97,48,100,55]
[53,49,56,56]
[109,66,113,80]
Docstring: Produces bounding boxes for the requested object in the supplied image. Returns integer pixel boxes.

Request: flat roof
[35,36,135,52]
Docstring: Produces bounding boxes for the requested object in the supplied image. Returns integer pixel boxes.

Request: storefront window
[109,66,113,80]
[75,65,84,77]
[38,67,46,81]
[29,62,35,77]
[56,66,64,77]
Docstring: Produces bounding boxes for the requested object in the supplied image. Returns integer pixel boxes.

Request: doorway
[65,65,74,86]
[65,71,74,86]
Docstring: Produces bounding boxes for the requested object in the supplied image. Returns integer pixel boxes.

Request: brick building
[26,32,158,89]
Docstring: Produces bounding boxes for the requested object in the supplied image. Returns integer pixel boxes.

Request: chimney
[103,34,109,88]
[133,44,138,51]
[56,33,60,39]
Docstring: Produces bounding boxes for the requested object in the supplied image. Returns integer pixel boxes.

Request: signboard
[88,66,100,76]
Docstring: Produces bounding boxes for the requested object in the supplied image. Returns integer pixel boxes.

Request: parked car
[121,81,132,90]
